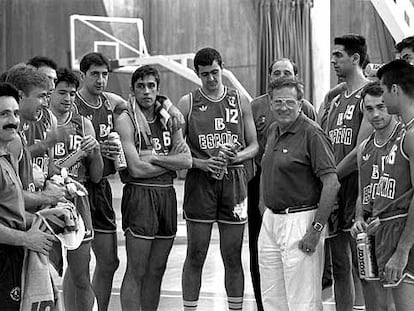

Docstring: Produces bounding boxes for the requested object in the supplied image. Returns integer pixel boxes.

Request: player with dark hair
[27,56,58,92]
[178,47,258,311]
[50,67,103,311]
[351,81,398,310]
[74,52,123,310]
[75,52,183,311]
[395,36,414,65]
[363,59,414,310]
[326,34,373,311]
[116,64,191,310]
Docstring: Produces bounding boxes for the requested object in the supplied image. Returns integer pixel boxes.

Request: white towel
[20,216,55,311]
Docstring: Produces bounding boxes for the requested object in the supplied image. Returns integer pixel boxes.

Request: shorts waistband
[86,178,108,186]
[271,205,317,215]
[228,164,244,169]
[126,182,173,188]
[379,213,408,222]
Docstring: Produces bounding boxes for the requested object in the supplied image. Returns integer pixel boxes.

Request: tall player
[116,65,191,310]
[74,52,183,310]
[177,48,258,311]
[27,56,58,93]
[50,67,103,311]
[326,34,374,311]
[73,52,123,310]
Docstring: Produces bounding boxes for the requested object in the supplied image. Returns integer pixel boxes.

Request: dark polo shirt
[261,113,336,212]
[0,152,25,231]
[252,94,316,166]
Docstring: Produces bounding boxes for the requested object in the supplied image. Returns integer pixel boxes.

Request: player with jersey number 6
[116,65,192,310]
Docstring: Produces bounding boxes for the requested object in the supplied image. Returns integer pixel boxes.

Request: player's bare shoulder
[176,93,192,120]
[103,91,127,112]
[403,127,414,158]
[238,91,252,113]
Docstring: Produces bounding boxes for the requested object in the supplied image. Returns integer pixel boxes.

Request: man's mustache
[3,124,18,130]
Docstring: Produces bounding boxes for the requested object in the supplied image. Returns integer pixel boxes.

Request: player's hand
[139,149,155,163]
[298,229,321,255]
[39,206,67,231]
[32,164,45,188]
[170,140,188,155]
[24,222,57,255]
[100,140,120,160]
[48,162,61,177]
[219,144,238,164]
[167,105,185,130]
[39,204,78,233]
[166,117,179,133]
[42,180,67,205]
[199,157,227,173]
[64,177,88,196]
[350,219,367,238]
[365,217,381,235]
[81,135,100,154]
[384,249,409,284]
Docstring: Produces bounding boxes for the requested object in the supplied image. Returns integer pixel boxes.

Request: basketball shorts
[336,171,358,231]
[183,166,248,224]
[0,244,24,310]
[121,183,177,239]
[86,178,117,233]
[375,217,414,277]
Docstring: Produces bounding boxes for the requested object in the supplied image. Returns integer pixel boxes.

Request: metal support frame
[69,14,252,101]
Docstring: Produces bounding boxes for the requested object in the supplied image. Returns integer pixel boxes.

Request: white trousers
[258,208,324,311]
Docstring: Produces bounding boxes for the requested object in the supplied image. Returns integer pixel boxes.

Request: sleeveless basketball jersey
[119,101,176,185]
[52,112,87,182]
[186,87,246,160]
[372,127,413,218]
[74,92,115,177]
[18,132,35,192]
[327,88,364,163]
[359,123,402,215]
[21,108,52,175]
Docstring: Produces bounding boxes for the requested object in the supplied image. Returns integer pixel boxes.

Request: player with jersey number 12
[177,47,258,311]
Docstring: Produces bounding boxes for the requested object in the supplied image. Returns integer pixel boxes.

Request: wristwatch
[312,221,324,232]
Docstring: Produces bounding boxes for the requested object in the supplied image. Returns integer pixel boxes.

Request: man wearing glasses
[249,58,317,310]
[258,78,340,310]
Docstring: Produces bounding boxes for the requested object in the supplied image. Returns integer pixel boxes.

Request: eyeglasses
[270,98,298,109]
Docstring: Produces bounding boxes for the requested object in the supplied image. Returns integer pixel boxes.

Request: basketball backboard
[70,14,149,70]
